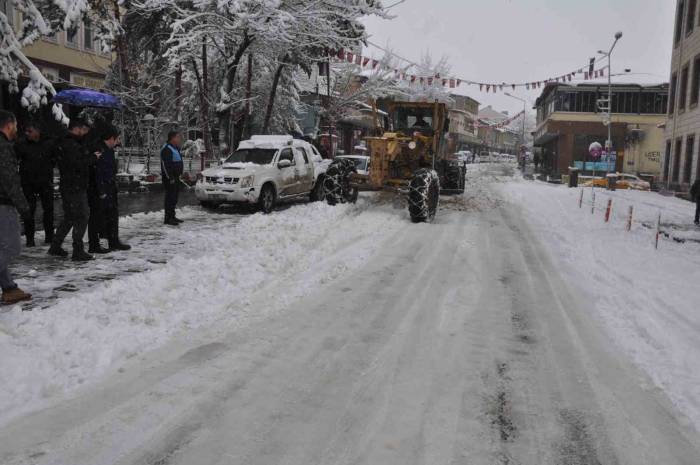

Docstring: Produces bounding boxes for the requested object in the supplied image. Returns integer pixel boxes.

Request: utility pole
[598,31,623,171]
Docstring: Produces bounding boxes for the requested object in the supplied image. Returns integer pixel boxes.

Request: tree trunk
[243,53,253,139]
[174,64,182,122]
[262,63,285,134]
[111,0,131,90]
[191,44,213,173]
[219,34,253,149]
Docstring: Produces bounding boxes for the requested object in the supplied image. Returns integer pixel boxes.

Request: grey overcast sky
[362,0,675,115]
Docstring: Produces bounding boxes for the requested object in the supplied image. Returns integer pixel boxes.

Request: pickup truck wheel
[311,175,325,202]
[258,184,276,213]
[199,201,218,210]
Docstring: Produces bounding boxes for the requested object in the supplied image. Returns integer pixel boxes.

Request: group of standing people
[0,109,135,305]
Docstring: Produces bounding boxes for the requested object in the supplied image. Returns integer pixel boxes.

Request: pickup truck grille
[205,176,239,184]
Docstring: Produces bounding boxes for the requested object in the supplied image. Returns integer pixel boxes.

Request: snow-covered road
[1,165,699,464]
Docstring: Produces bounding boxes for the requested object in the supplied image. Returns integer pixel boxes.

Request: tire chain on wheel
[324,158,357,205]
[408,169,439,222]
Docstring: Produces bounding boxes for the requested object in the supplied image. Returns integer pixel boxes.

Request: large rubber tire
[324,159,357,206]
[311,175,325,202]
[408,169,439,223]
[199,201,219,210]
[258,183,276,214]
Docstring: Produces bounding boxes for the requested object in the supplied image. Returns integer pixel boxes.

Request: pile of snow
[0,198,404,425]
[500,178,700,431]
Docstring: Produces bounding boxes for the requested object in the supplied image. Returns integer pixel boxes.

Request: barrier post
[591,190,596,214]
[579,189,584,208]
[626,205,633,231]
[655,211,661,249]
[604,198,612,222]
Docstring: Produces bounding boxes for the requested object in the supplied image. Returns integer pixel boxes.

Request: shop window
[673,138,683,183]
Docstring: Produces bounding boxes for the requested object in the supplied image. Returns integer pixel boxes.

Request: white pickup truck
[195,135,330,213]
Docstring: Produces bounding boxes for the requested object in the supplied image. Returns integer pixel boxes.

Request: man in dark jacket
[161,130,185,226]
[15,121,55,247]
[0,110,32,305]
[691,178,700,225]
[49,119,98,261]
[89,125,131,252]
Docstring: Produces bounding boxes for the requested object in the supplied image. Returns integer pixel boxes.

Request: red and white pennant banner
[329,49,606,93]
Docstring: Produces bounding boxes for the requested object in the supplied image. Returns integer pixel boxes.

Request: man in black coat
[49,119,98,261]
[0,110,32,305]
[161,130,185,226]
[90,125,130,252]
[691,178,700,225]
[15,122,55,247]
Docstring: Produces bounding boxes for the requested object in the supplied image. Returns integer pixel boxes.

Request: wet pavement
[25,190,201,236]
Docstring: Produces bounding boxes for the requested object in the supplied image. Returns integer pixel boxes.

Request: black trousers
[89,190,121,247]
[163,178,180,220]
[22,181,54,241]
[53,191,89,252]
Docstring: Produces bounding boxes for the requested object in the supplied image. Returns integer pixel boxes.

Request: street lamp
[504,92,527,152]
[598,31,623,165]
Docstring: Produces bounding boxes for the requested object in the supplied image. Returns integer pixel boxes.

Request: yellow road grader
[323,101,465,223]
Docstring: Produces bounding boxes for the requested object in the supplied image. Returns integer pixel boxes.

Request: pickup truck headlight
[239,175,254,188]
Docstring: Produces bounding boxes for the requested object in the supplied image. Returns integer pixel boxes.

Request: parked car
[616,173,651,190]
[581,173,651,191]
[195,135,330,213]
[335,154,370,175]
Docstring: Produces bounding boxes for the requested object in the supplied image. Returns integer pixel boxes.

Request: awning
[533,132,559,146]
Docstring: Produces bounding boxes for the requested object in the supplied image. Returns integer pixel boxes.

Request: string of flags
[327,49,608,94]
[472,110,525,130]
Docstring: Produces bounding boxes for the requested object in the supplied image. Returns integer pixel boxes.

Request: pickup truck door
[294,147,314,193]
[277,148,296,196]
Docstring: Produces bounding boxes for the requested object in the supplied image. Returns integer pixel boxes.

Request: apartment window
[65,26,79,47]
[685,136,695,183]
[676,0,686,45]
[83,21,93,51]
[673,138,683,183]
[692,56,700,106]
[670,73,678,114]
[680,65,690,111]
[689,0,697,34]
[0,0,13,28]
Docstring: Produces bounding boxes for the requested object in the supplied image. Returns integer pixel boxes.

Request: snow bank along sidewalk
[0,198,405,425]
[500,178,700,433]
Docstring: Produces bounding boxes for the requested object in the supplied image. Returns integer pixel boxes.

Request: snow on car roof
[239,135,296,150]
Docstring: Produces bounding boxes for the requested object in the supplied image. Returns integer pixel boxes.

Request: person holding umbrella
[49,119,98,261]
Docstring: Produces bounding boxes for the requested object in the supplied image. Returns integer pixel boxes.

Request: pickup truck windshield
[225,148,277,165]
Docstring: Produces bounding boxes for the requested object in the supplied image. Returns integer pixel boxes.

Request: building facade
[0,1,112,113]
[665,0,700,189]
[447,94,480,154]
[533,82,668,177]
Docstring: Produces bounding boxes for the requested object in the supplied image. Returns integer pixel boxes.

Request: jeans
[0,205,22,291]
[22,181,54,241]
[53,191,89,252]
[163,177,180,220]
